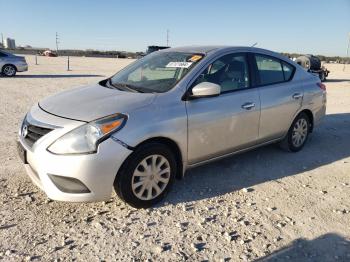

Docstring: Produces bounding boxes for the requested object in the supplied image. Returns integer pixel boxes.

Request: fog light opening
[48,174,91,194]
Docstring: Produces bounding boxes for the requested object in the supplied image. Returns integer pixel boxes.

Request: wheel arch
[298,109,314,133]
[133,137,184,179]
[116,136,184,180]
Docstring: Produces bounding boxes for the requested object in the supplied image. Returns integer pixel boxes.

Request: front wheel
[2,65,17,77]
[280,112,310,152]
[114,143,176,208]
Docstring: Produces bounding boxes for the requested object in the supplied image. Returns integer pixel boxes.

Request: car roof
[161,45,279,54]
[160,45,292,63]
[160,45,228,54]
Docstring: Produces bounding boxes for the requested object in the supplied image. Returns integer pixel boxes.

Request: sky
[1,0,349,56]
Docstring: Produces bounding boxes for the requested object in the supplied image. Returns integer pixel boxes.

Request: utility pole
[1,33,3,47]
[56,32,60,56]
[166,29,169,47]
[344,33,350,71]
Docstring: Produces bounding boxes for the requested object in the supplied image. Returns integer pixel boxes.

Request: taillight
[317,82,326,91]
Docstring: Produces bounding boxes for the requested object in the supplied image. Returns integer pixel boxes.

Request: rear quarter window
[282,62,295,81]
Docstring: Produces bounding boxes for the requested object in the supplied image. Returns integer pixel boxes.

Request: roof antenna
[251,42,258,47]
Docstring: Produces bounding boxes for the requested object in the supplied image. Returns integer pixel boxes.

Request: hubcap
[131,155,171,201]
[4,66,15,76]
[292,118,308,147]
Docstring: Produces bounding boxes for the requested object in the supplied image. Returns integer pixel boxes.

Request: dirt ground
[0,56,350,261]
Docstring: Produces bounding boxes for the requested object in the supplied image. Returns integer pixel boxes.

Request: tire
[114,143,177,208]
[2,64,17,77]
[280,112,310,152]
[295,55,321,71]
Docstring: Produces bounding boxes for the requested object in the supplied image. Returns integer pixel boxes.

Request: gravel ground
[0,56,350,261]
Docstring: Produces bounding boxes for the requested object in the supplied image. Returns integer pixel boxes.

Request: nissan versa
[17,46,326,208]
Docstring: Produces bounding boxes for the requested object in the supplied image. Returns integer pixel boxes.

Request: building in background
[5,38,16,49]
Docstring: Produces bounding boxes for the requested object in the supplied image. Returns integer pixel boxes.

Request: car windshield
[108,52,204,93]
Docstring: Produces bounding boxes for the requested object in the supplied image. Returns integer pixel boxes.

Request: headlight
[47,113,127,155]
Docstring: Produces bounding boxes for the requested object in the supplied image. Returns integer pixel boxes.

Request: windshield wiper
[108,81,138,92]
[108,80,159,93]
[106,78,120,90]
[110,81,150,93]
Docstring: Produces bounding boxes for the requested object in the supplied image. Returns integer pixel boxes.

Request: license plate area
[17,141,28,164]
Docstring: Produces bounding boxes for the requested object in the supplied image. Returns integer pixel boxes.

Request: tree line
[281,52,350,63]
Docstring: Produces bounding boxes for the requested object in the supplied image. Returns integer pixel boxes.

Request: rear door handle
[241,102,255,110]
[292,93,303,99]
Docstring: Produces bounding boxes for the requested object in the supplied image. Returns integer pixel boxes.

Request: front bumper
[18,105,132,202]
[16,63,28,72]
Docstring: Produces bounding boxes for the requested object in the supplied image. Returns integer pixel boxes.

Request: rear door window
[255,55,284,85]
[0,51,8,57]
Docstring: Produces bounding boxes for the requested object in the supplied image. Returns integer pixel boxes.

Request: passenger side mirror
[189,82,221,99]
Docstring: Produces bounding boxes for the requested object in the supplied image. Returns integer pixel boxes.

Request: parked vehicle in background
[296,55,329,82]
[40,50,58,57]
[18,46,327,208]
[0,49,28,77]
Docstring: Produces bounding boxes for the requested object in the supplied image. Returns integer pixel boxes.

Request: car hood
[8,55,25,60]
[39,83,156,122]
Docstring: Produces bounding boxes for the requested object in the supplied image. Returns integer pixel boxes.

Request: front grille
[25,125,53,147]
[22,118,53,147]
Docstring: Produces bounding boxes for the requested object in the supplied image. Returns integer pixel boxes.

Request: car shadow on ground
[325,78,350,83]
[164,113,350,206]
[255,233,350,261]
[13,74,104,78]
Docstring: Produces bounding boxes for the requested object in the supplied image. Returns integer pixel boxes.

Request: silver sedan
[0,50,28,76]
[18,46,326,208]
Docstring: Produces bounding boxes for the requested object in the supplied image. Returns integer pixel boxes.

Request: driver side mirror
[188,82,221,99]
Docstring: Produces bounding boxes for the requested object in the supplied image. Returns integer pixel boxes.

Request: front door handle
[241,102,255,110]
[292,93,303,100]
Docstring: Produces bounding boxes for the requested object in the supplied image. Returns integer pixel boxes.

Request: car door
[253,54,303,142]
[186,52,260,164]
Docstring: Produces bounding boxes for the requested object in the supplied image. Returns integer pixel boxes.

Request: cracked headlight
[48,114,127,155]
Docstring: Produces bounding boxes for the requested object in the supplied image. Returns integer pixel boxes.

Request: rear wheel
[2,65,17,77]
[319,71,326,82]
[114,143,176,208]
[280,112,310,152]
